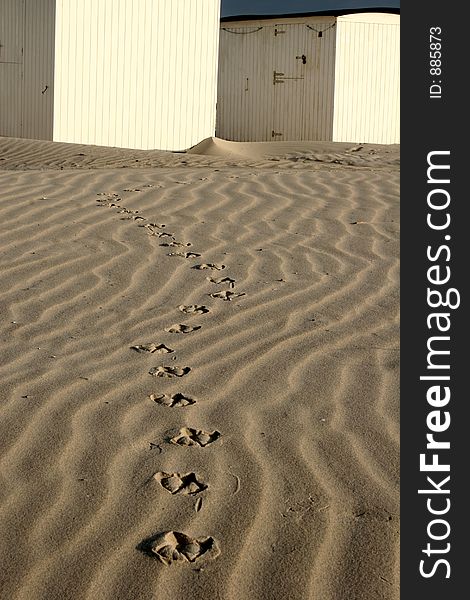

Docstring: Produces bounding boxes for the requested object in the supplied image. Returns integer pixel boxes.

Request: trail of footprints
[95,186,248,565]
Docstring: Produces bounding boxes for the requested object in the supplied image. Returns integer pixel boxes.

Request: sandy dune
[0,136,399,600]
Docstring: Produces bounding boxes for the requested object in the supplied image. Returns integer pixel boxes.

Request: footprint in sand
[209,291,246,301]
[178,305,209,315]
[117,208,139,214]
[139,531,219,565]
[170,427,221,447]
[96,201,120,208]
[149,393,196,407]
[167,252,201,259]
[154,471,207,495]
[131,343,174,354]
[97,193,120,200]
[141,224,167,236]
[192,263,226,271]
[160,240,192,248]
[139,222,165,230]
[120,215,146,221]
[149,366,191,378]
[164,324,201,333]
[207,276,236,288]
[147,222,165,228]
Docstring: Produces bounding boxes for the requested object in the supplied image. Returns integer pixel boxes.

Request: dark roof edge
[221,7,400,21]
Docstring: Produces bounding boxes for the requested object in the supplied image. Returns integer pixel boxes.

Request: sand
[0,136,399,600]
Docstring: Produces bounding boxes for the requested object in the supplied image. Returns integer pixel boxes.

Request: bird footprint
[153,471,207,495]
[209,291,246,301]
[139,531,219,565]
[131,343,174,354]
[149,393,196,407]
[192,263,225,271]
[170,427,221,447]
[149,366,191,378]
[167,252,201,258]
[164,324,201,333]
[207,276,236,288]
[178,305,209,315]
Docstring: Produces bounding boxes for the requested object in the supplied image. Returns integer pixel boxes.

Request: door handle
[296,55,307,64]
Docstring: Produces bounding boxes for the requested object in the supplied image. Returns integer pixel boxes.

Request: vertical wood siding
[302,20,336,141]
[332,13,400,144]
[22,0,55,140]
[216,17,336,142]
[217,13,399,144]
[0,0,25,137]
[53,0,220,150]
[217,25,272,141]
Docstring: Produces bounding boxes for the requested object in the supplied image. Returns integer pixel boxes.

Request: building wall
[332,13,400,144]
[218,12,400,144]
[217,16,336,142]
[53,0,221,150]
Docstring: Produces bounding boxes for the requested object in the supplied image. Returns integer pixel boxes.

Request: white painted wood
[217,16,337,142]
[217,25,273,141]
[0,0,24,137]
[272,23,307,141]
[22,0,55,140]
[0,63,22,136]
[53,0,220,150]
[217,13,399,144]
[333,13,400,143]
[1,0,220,150]
[302,20,336,141]
[0,0,24,63]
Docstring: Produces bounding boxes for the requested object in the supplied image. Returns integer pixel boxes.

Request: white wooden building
[0,0,221,151]
[217,12,400,144]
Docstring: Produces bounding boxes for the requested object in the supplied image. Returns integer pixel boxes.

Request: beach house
[0,0,221,150]
[217,1,400,144]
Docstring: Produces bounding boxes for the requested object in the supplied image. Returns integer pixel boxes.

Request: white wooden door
[217,19,337,142]
[271,22,336,141]
[217,25,273,141]
[271,24,307,141]
[0,0,25,137]
[301,22,336,141]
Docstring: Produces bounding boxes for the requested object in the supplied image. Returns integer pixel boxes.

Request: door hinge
[272,130,282,138]
[274,28,286,36]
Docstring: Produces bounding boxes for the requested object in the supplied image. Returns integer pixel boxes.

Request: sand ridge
[0,136,399,599]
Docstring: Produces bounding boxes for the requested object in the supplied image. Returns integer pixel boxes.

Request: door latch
[296,55,307,64]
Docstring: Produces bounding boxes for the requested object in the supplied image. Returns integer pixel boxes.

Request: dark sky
[221,0,400,18]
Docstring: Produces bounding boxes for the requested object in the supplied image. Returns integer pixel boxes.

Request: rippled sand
[0,136,399,600]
